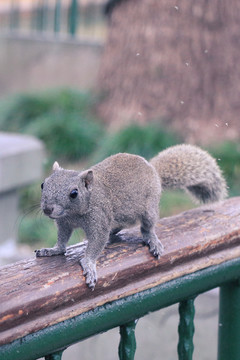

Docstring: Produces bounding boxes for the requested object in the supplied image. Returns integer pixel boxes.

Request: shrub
[209,141,240,196]
[0,89,104,161]
[94,123,182,162]
[18,212,84,248]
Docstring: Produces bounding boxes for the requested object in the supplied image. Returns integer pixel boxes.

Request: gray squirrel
[36,144,227,289]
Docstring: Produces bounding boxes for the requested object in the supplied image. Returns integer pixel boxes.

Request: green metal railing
[1,257,240,360]
[0,0,106,39]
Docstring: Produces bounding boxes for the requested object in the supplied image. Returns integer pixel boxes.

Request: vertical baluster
[31,1,41,32]
[42,0,48,31]
[30,2,36,31]
[178,298,195,360]
[54,0,62,34]
[118,320,138,360]
[9,0,20,30]
[45,349,64,360]
[36,0,43,31]
[36,0,48,32]
[68,0,79,37]
[218,280,240,360]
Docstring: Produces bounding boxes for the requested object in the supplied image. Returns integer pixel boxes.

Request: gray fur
[36,145,227,289]
[150,144,227,203]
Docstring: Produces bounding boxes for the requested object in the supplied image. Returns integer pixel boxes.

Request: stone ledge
[0,132,44,193]
[0,132,44,245]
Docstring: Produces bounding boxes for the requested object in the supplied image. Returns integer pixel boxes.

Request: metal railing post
[36,0,48,32]
[9,0,20,30]
[68,0,79,37]
[178,298,195,360]
[118,320,138,360]
[218,280,240,360]
[45,349,65,360]
[54,0,61,34]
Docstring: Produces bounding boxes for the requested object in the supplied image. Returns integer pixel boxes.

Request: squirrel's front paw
[35,247,65,257]
[79,256,97,290]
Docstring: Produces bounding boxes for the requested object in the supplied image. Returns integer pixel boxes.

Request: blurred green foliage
[0,89,104,161]
[1,89,239,247]
[209,141,240,196]
[94,123,182,162]
[18,214,83,247]
[160,190,196,217]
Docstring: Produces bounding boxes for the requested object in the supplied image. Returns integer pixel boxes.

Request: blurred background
[0,0,240,359]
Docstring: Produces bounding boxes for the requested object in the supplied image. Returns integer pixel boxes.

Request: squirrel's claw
[35,247,66,257]
[143,235,164,259]
[79,256,97,290]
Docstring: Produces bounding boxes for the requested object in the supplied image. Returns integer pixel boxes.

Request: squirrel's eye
[70,189,78,199]
[41,182,44,190]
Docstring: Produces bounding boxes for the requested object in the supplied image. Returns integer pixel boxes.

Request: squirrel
[36,144,227,289]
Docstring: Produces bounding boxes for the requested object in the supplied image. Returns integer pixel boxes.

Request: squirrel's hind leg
[141,212,164,258]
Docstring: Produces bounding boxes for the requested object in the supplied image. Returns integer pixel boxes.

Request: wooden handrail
[1,197,240,346]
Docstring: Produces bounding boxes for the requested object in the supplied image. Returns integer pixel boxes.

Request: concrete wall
[0,132,44,246]
[0,34,104,96]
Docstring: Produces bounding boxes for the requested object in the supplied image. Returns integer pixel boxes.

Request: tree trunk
[98,0,240,144]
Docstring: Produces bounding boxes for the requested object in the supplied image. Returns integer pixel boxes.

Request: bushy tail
[150,144,227,203]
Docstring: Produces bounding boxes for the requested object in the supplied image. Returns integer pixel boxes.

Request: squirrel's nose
[43,206,54,216]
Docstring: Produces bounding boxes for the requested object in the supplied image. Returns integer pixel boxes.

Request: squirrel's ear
[80,170,94,191]
[53,161,63,172]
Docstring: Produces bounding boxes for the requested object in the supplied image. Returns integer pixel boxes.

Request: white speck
[204,49,208,53]
[218,158,221,161]
[138,112,142,116]
[180,100,184,105]
[225,122,229,126]
[136,53,140,56]
[174,6,179,10]
[215,124,219,127]
[185,62,189,66]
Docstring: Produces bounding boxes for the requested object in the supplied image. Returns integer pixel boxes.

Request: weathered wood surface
[1,197,240,346]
